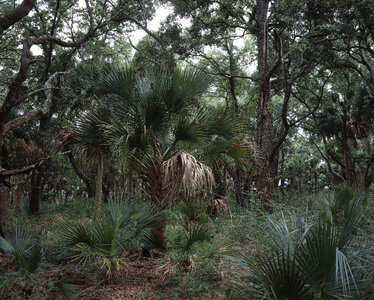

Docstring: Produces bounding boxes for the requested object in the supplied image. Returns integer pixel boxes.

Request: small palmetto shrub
[60,200,162,283]
[228,188,372,299]
[0,226,42,276]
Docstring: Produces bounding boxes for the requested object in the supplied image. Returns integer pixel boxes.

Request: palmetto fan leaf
[248,248,312,300]
[74,101,112,149]
[102,200,137,230]
[60,200,161,283]
[0,226,42,275]
[61,221,96,248]
[168,68,213,113]
[177,220,213,252]
[229,188,364,299]
[295,222,340,296]
[97,63,137,101]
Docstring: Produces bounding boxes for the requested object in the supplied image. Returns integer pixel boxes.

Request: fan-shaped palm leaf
[0,226,42,275]
[60,200,161,283]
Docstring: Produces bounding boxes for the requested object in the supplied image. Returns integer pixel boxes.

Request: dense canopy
[0,0,374,298]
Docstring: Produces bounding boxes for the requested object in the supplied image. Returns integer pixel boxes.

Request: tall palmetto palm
[73,102,112,218]
[80,64,240,245]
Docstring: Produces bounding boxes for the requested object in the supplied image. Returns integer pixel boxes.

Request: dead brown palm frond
[139,152,170,210]
[206,198,228,217]
[162,152,214,201]
[238,135,262,168]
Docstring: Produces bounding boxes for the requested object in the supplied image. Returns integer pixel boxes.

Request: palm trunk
[94,151,104,219]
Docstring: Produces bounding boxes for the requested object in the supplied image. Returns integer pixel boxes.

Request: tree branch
[0,0,36,35]
[1,72,65,136]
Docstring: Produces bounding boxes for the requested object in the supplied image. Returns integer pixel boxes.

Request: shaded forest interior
[0,0,374,299]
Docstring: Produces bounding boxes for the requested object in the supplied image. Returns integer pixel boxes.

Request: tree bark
[29,170,42,214]
[255,0,273,212]
[15,180,24,214]
[0,0,36,35]
[94,152,104,219]
[213,165,226,197]
[0,188,9,236]
[67,152,94,198]
[341,128,352,186]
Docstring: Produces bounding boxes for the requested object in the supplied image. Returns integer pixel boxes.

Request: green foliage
[0,226,42,276]
[158,260,223,299]
[177,220,213,253]
[60,200,162,283]
[229,187,371,299]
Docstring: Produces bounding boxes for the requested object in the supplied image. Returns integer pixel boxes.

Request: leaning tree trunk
[29,169,42,215]
[67,152,94,198]
[255,0,273,212]
[94,151,104,219]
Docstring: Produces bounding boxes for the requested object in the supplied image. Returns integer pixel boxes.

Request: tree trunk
[102,180,109,203]
[233,166,244,207]
[342,129,352,186]
[243,174,253,208]
[67,152,94,198]
[29,170,42,214]
[255,0,273,212]
[94,151,104,219]
[280,147,285,200]
[15,179,24,214]
[271,148,280,188]
[0,187,9,237]
[213,165,226,197]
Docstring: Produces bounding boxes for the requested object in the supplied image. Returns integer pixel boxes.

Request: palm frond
[248,248,311,299]
[0,226,42,275]
[102,200,136,230]
[179,221,213,252]
[162,152,214,199]
[74,101,112,149]
[98,63,137,101]
[60,221,96,248]
[168,68,213,113]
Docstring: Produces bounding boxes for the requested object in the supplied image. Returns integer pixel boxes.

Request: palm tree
[73,102,112,218]
[73,64,241,246]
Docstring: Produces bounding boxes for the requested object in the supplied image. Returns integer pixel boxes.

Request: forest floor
[1,189,373,299]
